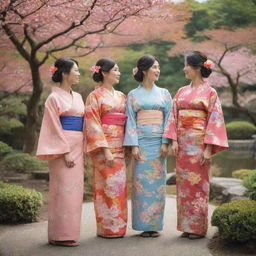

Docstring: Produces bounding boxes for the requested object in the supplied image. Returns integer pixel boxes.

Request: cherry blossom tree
[0,0,167,153]
[169,27,256,124]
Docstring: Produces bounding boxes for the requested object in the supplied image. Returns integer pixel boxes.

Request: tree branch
[35,0,98,51]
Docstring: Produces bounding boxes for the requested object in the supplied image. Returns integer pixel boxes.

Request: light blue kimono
[124,84,172,231]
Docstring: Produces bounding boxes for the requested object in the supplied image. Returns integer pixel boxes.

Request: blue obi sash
[60,116,84,131]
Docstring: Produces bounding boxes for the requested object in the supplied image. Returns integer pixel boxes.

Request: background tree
[169,27,256,124]
[0,0,167,153]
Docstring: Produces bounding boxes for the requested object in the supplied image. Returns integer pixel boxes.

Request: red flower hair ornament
[203,60,214,69]
[49,66,58,74]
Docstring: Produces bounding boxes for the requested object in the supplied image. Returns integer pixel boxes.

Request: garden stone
[31,171,49,181]
[7,176,28,182]
[210,177,247,203]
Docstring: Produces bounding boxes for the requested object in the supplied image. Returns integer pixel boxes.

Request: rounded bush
[211,200,256,242]
[0,182,42,223]
[243,171,256,200]
[2,153,47,173]
[0,141,13,160]
[226,121,256,139]
[232,169,254,179]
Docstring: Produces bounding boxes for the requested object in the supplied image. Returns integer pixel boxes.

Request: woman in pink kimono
[85,58,127,238]
[164,51,228,239]
[36,58,84,247]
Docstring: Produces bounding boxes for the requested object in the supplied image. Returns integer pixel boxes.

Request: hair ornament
[203,60,214,69]
[132,67,138,75]
[91,65,101,74]
[50,66,58,74]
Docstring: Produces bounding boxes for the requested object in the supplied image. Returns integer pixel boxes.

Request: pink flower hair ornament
[91,65,101,74]
[49,66,58,74]
[132,67,138,75]
[203,60,215,69]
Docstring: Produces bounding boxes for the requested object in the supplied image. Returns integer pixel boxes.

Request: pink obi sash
[101,113,127,126]
[137,110,163,125]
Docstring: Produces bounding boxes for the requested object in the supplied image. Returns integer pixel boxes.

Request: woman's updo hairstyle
[134,54,158,82]
[52,57,78,83]
[186,51,212,78]
[92,58,116,83]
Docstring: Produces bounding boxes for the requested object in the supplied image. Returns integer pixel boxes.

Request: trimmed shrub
[0,182,42,223]
[211,200,256,242]
[2,153,47,173]
[243,171,256,200]
[232,169,254,179]
[0,141,13,160]
[226,121,256,139]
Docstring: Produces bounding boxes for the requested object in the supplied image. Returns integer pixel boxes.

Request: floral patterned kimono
[85,86,127,237]
[164,81,228,235]
[36,87,85,242]
[124,85,172,231]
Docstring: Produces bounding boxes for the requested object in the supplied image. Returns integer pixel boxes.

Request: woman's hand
[103,148,114,167]
[132,146,143,161]
[160,143,169,158]
[171,140,178,156]
[200,144,212,166]
[64,153,75,168]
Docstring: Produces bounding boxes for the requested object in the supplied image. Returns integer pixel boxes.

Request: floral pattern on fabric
[85,86,127,237]
[124,85,172,231]
[164,81,228,235]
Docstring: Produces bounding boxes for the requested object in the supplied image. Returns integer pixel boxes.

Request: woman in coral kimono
[124,55,172,238]
[85,58,127,238]
[36,58,84,247]
[164,51,228,239]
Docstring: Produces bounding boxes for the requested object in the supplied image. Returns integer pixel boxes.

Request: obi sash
[101,113,127,126]
[178,109,206,130]
[137,110,163,125]
[60,116,84,131]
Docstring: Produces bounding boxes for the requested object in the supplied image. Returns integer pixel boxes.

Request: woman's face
[183,59,200,80]
[64,63,80,85]
[103,64,121,85]
[143,60,160,82]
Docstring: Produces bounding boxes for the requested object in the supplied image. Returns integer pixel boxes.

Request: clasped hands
[131,144,169,161]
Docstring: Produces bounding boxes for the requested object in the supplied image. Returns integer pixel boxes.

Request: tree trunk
[23,62,43,153]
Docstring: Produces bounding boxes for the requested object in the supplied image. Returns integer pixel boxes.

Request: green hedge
[243,171,256,200]
[2,153,47,173]
[0,141,13,160]
[0,182,42,223]
[232,169,254,179]
[226,121,256,139]
[211,200,256,242]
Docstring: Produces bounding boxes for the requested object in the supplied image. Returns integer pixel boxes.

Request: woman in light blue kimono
[124,55,172,237]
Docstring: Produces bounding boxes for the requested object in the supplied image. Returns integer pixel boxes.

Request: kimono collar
[139,84,156,92]
[189,79,208,89]
[52,86,73,96]
[96,85,115,96]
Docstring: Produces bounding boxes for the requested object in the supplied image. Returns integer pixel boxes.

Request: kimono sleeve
[163,91,179,141]
[204,89,229,155]
[84,92,108,153]
[123,93,139,146]
[36,96,70,161]
[162,89,173,144]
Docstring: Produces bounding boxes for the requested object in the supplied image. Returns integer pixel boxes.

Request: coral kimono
[85,86,127,237]
[36,87,85,241]
[124,85,172,231]
[164,81,228,235]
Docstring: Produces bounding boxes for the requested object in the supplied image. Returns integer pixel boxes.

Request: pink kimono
[36,87,85,241]
[164,81,228,235]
